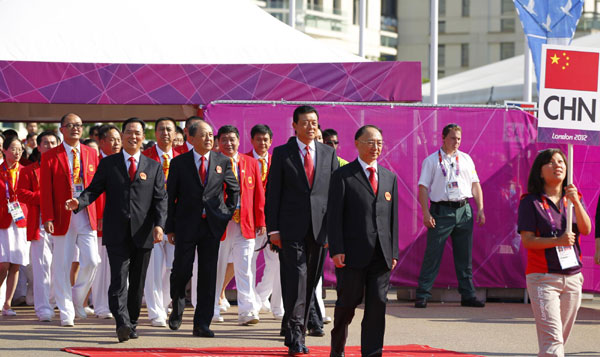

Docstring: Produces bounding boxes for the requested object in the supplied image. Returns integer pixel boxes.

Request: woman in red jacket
[0,135,29,316]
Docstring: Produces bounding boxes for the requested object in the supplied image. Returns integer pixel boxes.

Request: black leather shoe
[461,297,485,307]
[330,352,344,357]
[192,326,215,337]
[129,328,138,339]
[116,325,132,342]
[288,345,303,356]
[302,345,309,354]
[168,313,182,331]
[308,327,325,337]
[414,298,427,308]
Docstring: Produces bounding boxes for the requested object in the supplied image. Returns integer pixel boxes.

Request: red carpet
[64,345,481,356]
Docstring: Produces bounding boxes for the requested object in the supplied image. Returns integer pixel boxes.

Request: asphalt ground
[0,290,599,357]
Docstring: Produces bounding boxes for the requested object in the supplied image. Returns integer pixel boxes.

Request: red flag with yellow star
[545,49,599,92]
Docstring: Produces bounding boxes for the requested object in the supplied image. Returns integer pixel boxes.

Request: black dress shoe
[308,327,325,337]
[330,352,344,357]
[129,328,138,339]
[192,326,215,338]
[288,345,303,356]
[116,325,132,342]
[302,345,309,354]
[461,297,485,307]
[168,313,182,331]
[414,298,427,308]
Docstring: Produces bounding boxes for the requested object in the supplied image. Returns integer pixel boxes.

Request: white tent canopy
[0,0,365,64]
[422,32,600,104]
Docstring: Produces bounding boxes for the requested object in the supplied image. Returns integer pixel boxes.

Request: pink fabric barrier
[205,103,600,293]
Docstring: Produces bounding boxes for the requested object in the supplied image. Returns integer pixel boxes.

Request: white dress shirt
[358,157,378,182]
[296,138,316,165]
[123,150,141,172]
[155,145,173,165]
[192,149,211,173]
[63,141,82,182]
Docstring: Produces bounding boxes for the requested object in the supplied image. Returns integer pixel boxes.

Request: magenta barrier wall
[205,103,600,293]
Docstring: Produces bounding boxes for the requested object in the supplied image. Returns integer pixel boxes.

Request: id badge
[556,246,579,269]
[447,181,460,200]
[7,201,25,222]
[73,183,84,198]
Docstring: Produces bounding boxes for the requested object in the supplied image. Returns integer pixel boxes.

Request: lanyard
[438,149,459,177]
[540,195,568,237]
[1,163,19,201]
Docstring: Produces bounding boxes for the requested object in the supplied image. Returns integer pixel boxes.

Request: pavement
[1,290,599,357]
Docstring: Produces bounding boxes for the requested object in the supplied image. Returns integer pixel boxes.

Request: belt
[431,199,468,208]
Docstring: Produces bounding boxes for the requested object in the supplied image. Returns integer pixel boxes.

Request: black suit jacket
[327,159,399,269]
[165,150,239,241]
[266,139,339,245]
[76,152,168,249]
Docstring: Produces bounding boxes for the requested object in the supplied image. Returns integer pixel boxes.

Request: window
[438,70,446,78]
[439,20,446,33]
[438,44,446,67]
[333,0,342,15]
[501,18,515,32]
[500,42,515,60]
[462,0,470,17]
[439,0,446,16]
[380,35,398,48]
[501,0,514,14]
[461,43,469,67]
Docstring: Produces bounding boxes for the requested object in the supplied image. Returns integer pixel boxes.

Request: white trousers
[144,236,174,320]
[51,211,99,322]
[91,237,111,316]
[31,226,54,318]
[252,233,284,315]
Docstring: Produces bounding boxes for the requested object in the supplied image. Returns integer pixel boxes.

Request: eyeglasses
[325,140,339,145]
[63,123,83,130]
[358,140,383,148]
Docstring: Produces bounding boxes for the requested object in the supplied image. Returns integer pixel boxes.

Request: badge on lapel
[247,176,254,188]
[139,172,147,180]
[216,165,222,174]
[385,192,392,201]
[88,164,94,172]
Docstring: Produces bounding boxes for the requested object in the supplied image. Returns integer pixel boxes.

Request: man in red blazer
[40,113,100,327]
[210,125,265,325]
[17,131,60,322]
[91,124,122,320]
[174,116,203,155]
[246,124,283,320]
[142,117,178,328]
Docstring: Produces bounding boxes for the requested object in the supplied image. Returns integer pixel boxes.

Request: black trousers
[170,220,220,329]
[106,239,152,331]
[330,247,391,357]
[279,233,325,348]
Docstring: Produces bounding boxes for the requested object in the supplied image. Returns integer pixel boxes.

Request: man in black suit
[266,105,339,355]
[327,125,398,357]
[166,120,239,338]
[66,117,167,342]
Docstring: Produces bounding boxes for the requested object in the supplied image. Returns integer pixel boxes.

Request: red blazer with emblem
[95,154,107,237]
[143,145,180,163]
[222,153,265,240]
[17,162,40,240]
[0,163,28,229]
[40,144,99,236]
[245,151,271,190]
[174,142,192,156]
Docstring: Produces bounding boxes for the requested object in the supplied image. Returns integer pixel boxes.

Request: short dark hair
[354,125,382,140]
[250,124,273,140]
[293,105,319,124]
[2,129,19,141]
[3,135,20,150]
[527,149,568,195]
[60,113,80,127]
[98,124,120,140]
[155,117,177,131]
[175,126,184,135]
[89,125,101,137]
[217,125,239,139]
[122,117,146,132]
[83,138,98,147]
[442,123,462,138]
[36,131,61,146]
[188,119,209,137]
[185,115,203,129]
[26,132,38,140]
[322,129,338,141]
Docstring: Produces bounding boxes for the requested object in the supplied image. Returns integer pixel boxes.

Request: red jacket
[16,162,40,240]
[142,145,179,186]
[95,154,107,237]
[222,153,265,240]
[245,151,271,190]
[174,142,192,156]
[0,162,28,229]
[40,144,99,236]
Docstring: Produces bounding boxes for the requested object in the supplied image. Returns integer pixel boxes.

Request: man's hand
[269,233,282,249]
[332,254,345,268]
[65,198,79,211]
[257,226,266,236]
[392,258,397,270]
[476,210,486,226]
[167,233,175,245]
[98,218,103,232]
[44,221,54,234]
[153,226,164,244]
[423,212,436,228]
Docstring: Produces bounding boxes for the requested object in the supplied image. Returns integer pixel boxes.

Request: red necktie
[304,145,314,188]
[128,156,136,182]
[199,156,207,185]
[367,167,378,195]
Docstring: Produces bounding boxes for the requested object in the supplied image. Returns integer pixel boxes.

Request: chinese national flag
[545,49,599,92]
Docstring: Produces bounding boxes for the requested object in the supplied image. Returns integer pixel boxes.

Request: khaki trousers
[526,272,583,357]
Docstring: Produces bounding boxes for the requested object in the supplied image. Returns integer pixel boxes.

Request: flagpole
[289,0,296,28]
[430,0,438,104]
[358,0,366,57]
[567,143,573,233]
[523,37,532,102]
